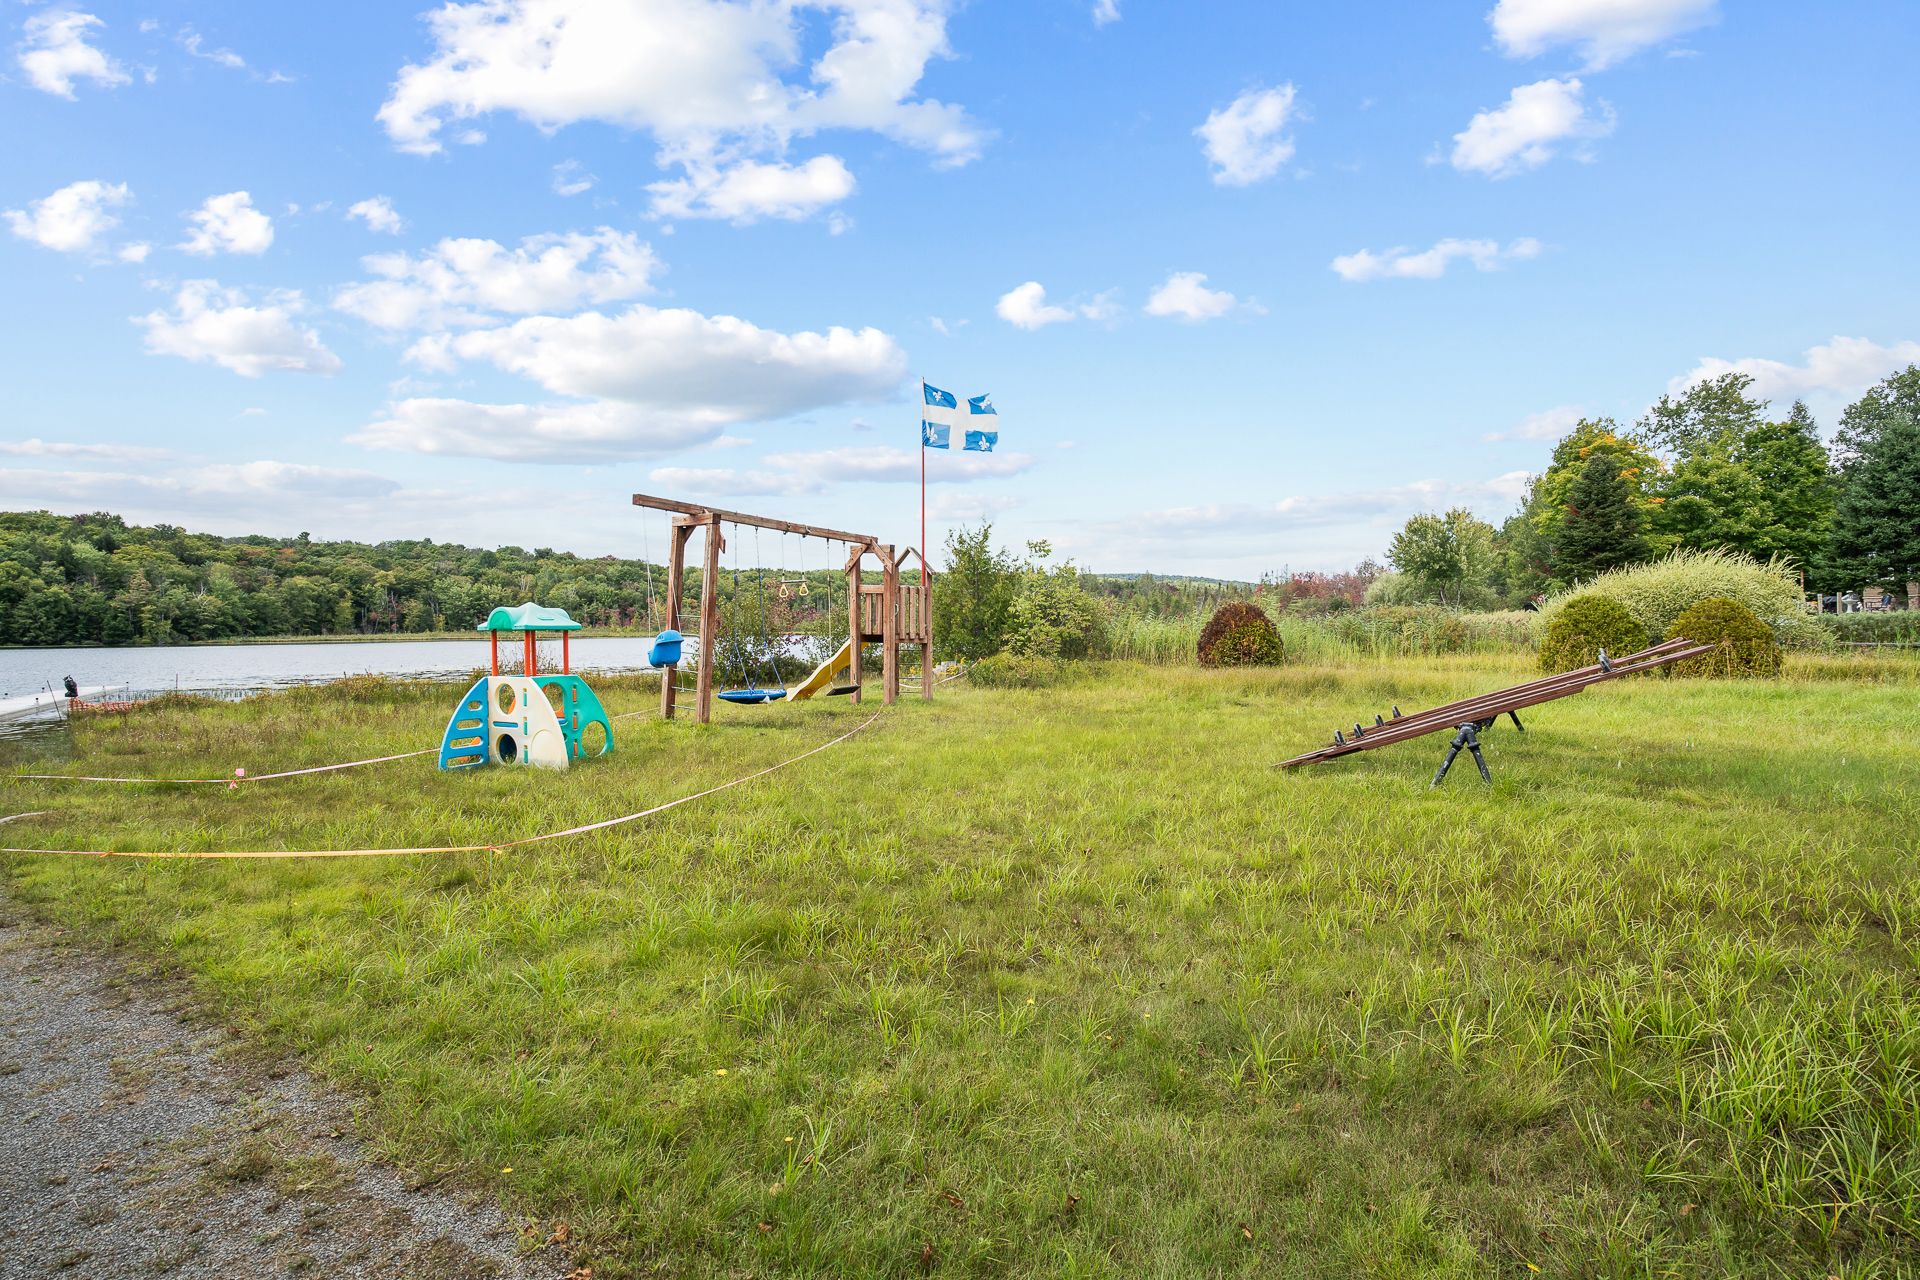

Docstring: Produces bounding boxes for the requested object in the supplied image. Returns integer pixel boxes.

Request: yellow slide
[786,638,855,701]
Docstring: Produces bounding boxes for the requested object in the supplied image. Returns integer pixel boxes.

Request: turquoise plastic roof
[477,602,582,632]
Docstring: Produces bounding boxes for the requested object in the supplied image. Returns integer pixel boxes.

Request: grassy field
[4,657,1919,1278]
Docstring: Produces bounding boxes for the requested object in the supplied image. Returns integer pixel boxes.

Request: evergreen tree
[1555,454,1651,580]
[1827,367,1920,593]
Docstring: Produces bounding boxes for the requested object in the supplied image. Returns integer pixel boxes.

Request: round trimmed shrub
[1538,593,1647,673]
[1535,548,1822,649]
[1197,602,1285,667]
[1664,596,1782,678]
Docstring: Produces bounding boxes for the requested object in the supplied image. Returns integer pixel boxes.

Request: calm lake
[0,636,668,705]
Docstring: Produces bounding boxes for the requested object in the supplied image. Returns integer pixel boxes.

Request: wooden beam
[696,518,723,725]
[660,522,691,720]
[847,560,862,704]
[880,543,898,706]
[633,492,877,548]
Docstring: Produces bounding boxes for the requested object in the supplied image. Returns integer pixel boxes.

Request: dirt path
[0,901,577,1280]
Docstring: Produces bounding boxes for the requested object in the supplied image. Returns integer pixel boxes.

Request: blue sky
[3,0,1915,578]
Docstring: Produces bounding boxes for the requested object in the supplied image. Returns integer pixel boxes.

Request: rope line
[7,706,658,787]
[0,711,883,861]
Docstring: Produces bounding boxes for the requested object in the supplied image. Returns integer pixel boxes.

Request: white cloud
[136,280,342,378]
[1144,271,1255,322]
[362,303,906,462]
[353,398,720,463]
[995,281,1120,330]
[434,304,907,414]
[996,281,1072,330]
[17,9,128,98]
[4,179,130,255]
[1483,404,1585,443]
[1450,78,1613,178]
[1331,236,1542,282]
[180,191,275,255]
[117,241,151,263]
[376,0,985,224]
[552,160,596,197]
[334,228,659,332]
[650,444,1034,497]
[647,154,856,223]
[177,27,244,70]
[0,438,170,461]
[1092,0,1120,26]
[346,196,405,234]
[1490,0,1718,69]
[1195,84,1299,186]
[1670,337,1920,405]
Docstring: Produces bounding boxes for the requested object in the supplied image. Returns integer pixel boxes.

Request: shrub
[1665,597,1783,678]
[1197,602,1285,667]
[1538,594,1648,673]
[1005,565,1108,661]
[1535,548,1822,649]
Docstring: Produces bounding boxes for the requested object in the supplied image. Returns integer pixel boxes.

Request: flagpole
[919,377,927,569]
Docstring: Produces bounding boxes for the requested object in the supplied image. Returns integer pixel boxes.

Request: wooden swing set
[632,493,933,725]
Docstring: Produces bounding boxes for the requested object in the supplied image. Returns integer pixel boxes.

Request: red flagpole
[925,378,933,564]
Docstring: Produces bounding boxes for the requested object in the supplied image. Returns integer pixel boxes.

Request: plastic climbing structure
[438,602,616,771]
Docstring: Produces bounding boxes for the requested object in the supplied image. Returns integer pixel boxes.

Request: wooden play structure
[632,492,933,725]
[438,603,615,771]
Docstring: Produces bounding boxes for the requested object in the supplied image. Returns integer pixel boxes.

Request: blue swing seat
[717,688,785,705]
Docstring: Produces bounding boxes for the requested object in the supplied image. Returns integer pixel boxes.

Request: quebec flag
[964,393,998,452]
[921,381,958,449]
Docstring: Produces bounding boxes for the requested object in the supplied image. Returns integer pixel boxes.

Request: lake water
[0,636,680,746]
[0,636,672,703]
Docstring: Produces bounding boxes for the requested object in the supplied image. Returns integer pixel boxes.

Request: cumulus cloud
[1195,84,1299,186]
[1143,271,1256,322]
[361,302,906,462]
[180,191,275,255]
[1669,337,1920,405]
[5,179,131,255]
[346,196,405,234]
[1450,78,1613,178]
[353,398,721,463]
[136,280,342,377]
[17,9,128,98]
[1483,404,1585,443]
[431,305,906,412]
[1092,0,1120,26]
[1490,0,1718,69]
[334,229,659,332]
[1331,236,1542,282]
[647,155,856,223]
[650,444,1034,497]
[376,0,985,223]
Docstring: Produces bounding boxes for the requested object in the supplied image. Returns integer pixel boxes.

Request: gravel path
[0,900,577,1280]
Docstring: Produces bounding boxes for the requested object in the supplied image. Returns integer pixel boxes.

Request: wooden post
[881,543,899,705]
[696,516,723,725]
[660,522,691,720]
[847,549,863,705]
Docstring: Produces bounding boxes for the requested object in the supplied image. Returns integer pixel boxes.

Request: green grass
[4,658,1920,1278]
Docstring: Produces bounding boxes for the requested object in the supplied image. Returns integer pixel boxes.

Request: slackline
[0,711,882,860]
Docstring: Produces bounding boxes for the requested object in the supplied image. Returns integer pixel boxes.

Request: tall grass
[5,659,1919,1277]
[1107,606,1537,664]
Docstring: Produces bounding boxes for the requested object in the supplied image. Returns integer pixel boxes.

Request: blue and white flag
[921,381,958,449]
[964,393,998,452]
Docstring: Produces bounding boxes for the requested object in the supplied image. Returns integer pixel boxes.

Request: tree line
[1379,367,1920,608]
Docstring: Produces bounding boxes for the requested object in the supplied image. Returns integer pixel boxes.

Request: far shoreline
[0,629,657,652]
